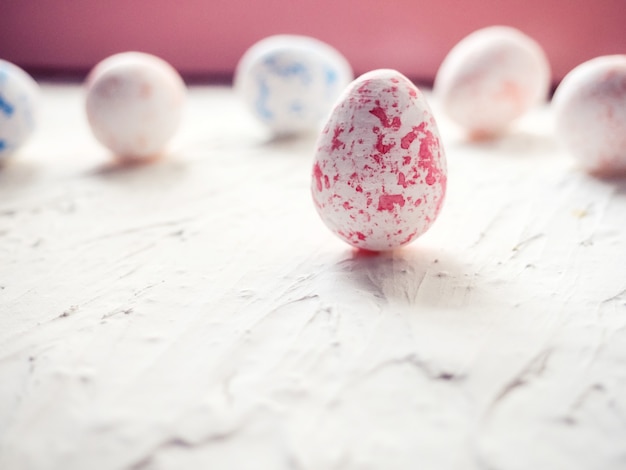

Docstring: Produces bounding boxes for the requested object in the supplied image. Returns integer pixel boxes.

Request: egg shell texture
[553,55,626,175]
[0,60,39,158]
[85,52,186,159]
[312,69,447,251]
[235,35,353,136]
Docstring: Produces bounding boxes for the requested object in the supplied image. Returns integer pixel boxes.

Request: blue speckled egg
[235,35,353,136]
[0,60,40,159]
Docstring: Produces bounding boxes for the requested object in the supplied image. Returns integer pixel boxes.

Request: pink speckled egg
[312,69,447,251]
[553,55,626,176]
[434,26,550,138]
[85,52,186,160]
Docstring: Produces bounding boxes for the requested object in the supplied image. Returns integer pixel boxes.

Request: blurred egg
[553,55,626,176]
[235,35,353,136]
[85,52,186,160]
[434,26,550,138]
[0,60,39,159]
[312,69,447,251]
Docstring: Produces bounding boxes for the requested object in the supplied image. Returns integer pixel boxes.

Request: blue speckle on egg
[290,101,304,114]
[0,60,39,158]
[0,94,15,117]
[255,77,273,121]
[263,56,311,85]
[325,67,338,86]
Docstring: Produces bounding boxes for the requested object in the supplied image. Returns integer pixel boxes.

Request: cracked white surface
[1,83,625,470]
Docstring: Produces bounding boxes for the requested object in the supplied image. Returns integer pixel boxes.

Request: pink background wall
[1,0,625,83]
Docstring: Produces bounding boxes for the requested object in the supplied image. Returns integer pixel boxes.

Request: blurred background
[1,0,625,84]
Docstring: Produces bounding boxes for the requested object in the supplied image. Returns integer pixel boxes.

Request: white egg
[235,35,353,136]
[434,26,550,138]
[85,52,186,160]
[553,55,626,176]
[312,69,447,251]
[0,60,39,159]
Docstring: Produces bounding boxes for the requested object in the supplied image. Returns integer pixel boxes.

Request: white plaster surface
[1,83,625,470]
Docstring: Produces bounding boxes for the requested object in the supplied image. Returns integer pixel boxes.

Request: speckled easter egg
[434,26,550,138]
[85,52,186,159]
[312,69,447,251]
[553,55,626,176]
[0,60,39,159]
[235,35,353,136]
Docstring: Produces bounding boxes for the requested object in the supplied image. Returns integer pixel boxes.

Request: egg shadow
[178,127,319,165]
[0,157,41,196]
[452,129,558,159]
[591,170,626,196]
[257,131,318,159]
[326,245,476,309]
[87,151,189,189]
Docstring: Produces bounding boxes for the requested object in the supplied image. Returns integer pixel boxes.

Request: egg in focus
[312,69,447,251]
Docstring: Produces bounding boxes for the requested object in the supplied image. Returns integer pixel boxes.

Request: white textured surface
[1,83,626,470]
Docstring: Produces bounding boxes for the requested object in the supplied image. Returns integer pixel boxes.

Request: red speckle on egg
[358,82,370,94]
[331,126,345,151]
[313,162,324,192]
[400,122,426,150]
[397,172,410,188]
[399,230,419,245]
[400,128,419,149]
[139,82,153,98]
[417,127,445,188]
[377,194,406,211]
[375,134,394,155]
[369,101,402,130]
